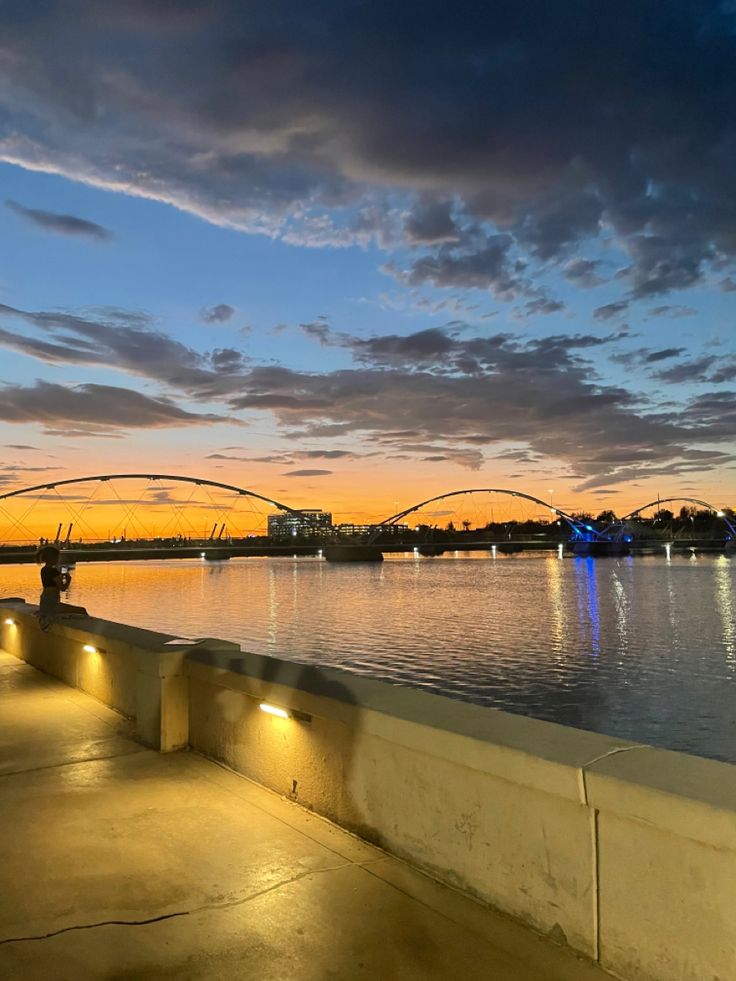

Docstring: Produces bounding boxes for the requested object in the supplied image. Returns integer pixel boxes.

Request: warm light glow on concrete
[4,618,15,626]
[259,702,290,719]
[82,643,105,655]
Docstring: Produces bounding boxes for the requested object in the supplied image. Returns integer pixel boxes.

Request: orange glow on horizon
[0,462,733,546]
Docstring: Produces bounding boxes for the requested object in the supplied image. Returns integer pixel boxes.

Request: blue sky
[0,1,735,519]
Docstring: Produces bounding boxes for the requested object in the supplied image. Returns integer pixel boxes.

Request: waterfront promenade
[0,650,614,981]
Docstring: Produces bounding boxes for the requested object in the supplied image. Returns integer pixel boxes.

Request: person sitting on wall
[37,545,87,629]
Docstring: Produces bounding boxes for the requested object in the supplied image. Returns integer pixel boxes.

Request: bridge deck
[0,650,616,981]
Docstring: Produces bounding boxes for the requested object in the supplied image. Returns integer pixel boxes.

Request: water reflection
[715,557,735,669]
[572,558,600,657]
[2,553,735,761]
[545,555,564,658]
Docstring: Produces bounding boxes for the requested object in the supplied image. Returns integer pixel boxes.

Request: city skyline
[1,1,735,522]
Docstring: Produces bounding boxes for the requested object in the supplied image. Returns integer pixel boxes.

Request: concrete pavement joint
[0,746,148,780]
[0,857,384,947]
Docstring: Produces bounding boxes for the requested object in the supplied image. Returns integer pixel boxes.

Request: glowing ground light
[259,702,290,719]
[83,643,105,655]
[4,618,15,625]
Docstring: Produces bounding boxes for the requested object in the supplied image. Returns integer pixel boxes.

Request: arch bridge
[0,473,325,556]
[369,488,587,544]
[601,497,736,544]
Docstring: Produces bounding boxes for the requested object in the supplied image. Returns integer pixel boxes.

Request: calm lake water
[4,553,735,762]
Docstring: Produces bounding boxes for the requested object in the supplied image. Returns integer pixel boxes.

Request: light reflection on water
[3,552,736,762]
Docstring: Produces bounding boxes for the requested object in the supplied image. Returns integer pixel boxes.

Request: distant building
[268,509,333,540]
[336,522,410,538]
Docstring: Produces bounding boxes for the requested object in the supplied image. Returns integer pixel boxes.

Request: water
[4,552,735,762]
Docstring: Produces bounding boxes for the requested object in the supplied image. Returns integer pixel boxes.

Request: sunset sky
[1,0,735,527]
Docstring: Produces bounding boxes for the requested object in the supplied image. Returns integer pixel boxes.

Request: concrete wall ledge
[585,745,736,850]
[0,599,236,751]
[186,647,639,804]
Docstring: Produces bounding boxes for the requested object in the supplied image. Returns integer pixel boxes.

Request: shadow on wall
[206,649,372,837]
[208,653,448,975]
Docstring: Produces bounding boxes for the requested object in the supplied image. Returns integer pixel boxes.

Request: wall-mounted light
[259,702,290,719]
[4,618,15,626]
[259,702,312,723]
[83,643,106,655]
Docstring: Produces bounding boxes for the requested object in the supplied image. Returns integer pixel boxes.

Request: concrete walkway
[0,650,618,981]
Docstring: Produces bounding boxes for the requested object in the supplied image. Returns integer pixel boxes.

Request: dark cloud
[594,301,629,321]
[298,450,354,460]
[644,348,687,364]
[404,198,460,246]
[0,380,229,430]
[563,259,605,288]
[3,2,735,296]
[210,347,247,371]
[6,199,112,240]
[281,469,333,477]
[1,291,732,485]
[388,233,524,298]
[610,346,686,368]
[201,303,235,324]
[520,295,565,317]
[4,443,40,449]
[0,302,250,400]
[652,356,736,385]
[647,305,697,319]
[214,352,729,486]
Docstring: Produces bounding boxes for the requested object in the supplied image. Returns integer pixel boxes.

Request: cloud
[210,347,247,371]
[3,2,735,297]
[594,301,629,321]
[6,199,112,240]
[388,232,525,298]
[0,302,250,400]
[281,469,333,477]
[610,346,686,368]
[1,293,732,486]
[652,356,736,385]
[647,305,697,319]
[200,303,235,324]
[0,380,230,431]
[520,295,565,317]
[563,258,605,288]
[404,197,460,245]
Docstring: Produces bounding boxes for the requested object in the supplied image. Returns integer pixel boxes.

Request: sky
[0,0,735,527]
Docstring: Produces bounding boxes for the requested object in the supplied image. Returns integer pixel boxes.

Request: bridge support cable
[107,479,155,542]
[0,474,326,547]
[51,481,110,545]
[154,480,202,542]
[0,499,45,546]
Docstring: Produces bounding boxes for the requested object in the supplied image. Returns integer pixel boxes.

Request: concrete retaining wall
[186,649,736,981]
[2,599,735,980]
[0,599,235,751]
